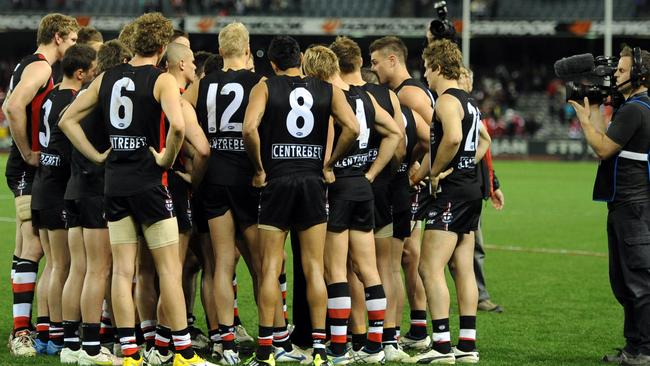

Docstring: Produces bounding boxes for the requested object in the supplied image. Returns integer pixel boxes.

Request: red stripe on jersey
[159,112,168,187]
[30,78,54,151]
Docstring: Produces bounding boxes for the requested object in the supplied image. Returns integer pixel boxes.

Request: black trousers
[608,201,650,355]
[289,230,313,348]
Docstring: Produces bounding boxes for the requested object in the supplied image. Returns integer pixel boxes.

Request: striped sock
[140,320,157,350]
[257,326,273,359]
[233,275,241,326]
[99,301,114,344]
[82,323,101,356]
[154,325,171,356]
[63,320,81,350]
[50,322,64,345]
[408,310,427,339]
[365,285,386,352]
[312,329,327,358]
[117,328,140,359]
[220,324,235,351]
[327,282,350,356]
[209,328,221,344]
[457,316,476,352]
[10,255,18,281]
[36,316,50,343]
[279,273,288,323]
[13,259,37,333]
[172,328,195,359]
[431,318,451,354]
[273,326,292,352]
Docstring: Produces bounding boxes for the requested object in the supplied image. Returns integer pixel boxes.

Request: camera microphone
[554,53,595,79]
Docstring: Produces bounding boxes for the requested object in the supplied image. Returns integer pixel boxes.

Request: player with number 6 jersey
[242,35,359,366]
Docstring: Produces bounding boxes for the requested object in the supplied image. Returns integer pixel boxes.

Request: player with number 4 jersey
[242,35,359,366]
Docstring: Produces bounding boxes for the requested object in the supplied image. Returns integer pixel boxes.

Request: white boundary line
[483,244,607,258]
[0,215,609,258]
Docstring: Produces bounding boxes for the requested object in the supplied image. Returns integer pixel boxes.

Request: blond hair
[218,22,249,58]
[36,13,79,46]
[118,21,137,53]
[303,46,339,81]
[165,43,193,68]
[422,39,462,80]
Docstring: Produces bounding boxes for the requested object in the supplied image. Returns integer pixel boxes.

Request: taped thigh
[374,223,394,239]
[108,216,138,245]
[15,195,31,221]
[143,217,179,250]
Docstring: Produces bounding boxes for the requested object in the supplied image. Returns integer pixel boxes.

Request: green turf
[0,157,622,365]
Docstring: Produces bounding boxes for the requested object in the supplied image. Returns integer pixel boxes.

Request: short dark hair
[97,40,132,74]
[330,36,362,74]
[268,35,301,71]
[620,45,650,89]
[77,26,103,44]
[369,36,408,64]
[203,54,224,76]
[194,51,216,77]
[61,44,96,78]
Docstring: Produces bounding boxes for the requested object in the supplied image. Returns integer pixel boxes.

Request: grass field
[0,157,622,366]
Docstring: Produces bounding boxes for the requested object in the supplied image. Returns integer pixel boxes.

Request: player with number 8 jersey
[242,35,359,366]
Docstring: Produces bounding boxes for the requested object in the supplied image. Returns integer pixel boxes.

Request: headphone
[631,47,649,89]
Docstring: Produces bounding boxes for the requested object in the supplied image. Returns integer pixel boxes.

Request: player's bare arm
[152,72,186,169]
[182,78,200,107]
[398,86,433,125]
[60,73,109,165]
[242,80,268,187]
[388,90,407,162]
[365,94,402,182]
[325,86,360,173]
[180,99,209,188]
[475,125,492,162]
[430,93,463,178]
[411,109,430,165]
[4,61,52,166]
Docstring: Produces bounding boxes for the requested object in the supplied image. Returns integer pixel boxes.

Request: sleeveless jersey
[259,75,333,180]
[394,78,435,108]
[98,63,166,196]
[362,82,396,185]
[196,69,263,186]
[430,88,481,200]
[329,86,375,201]
[32,86,77,209]
[6,53,54,177]
[399,105,418,173]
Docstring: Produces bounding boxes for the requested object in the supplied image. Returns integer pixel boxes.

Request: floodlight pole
[462,0,470,66]
[604,0,613,57]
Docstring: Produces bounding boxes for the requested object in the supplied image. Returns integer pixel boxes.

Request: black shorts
[191,191,209,234]
[6,171,34,197]
[327,199,374,233]
[259,174,326,231]
[372,183,392,229]
[169,175,192,233]
[423,198,482,234]
[105,185,175,226]
[410,185,433,222]
[65,197,107,229]
[202,184,260,229]
[32,206,67,230]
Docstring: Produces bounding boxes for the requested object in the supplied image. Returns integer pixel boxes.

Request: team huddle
[4,11,496,366]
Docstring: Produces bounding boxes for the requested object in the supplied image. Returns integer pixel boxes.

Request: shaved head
[166,42,193,68]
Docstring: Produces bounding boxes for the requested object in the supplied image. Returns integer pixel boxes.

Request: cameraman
[570,46,650,366]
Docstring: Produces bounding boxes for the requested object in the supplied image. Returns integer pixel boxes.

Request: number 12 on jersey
[207,83,245,133]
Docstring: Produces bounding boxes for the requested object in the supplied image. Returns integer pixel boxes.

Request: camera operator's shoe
[603,348,635,363]
[622,354,650,366]
[452,346,479,363]
[477,299,503,313]
[399,335,431,351]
